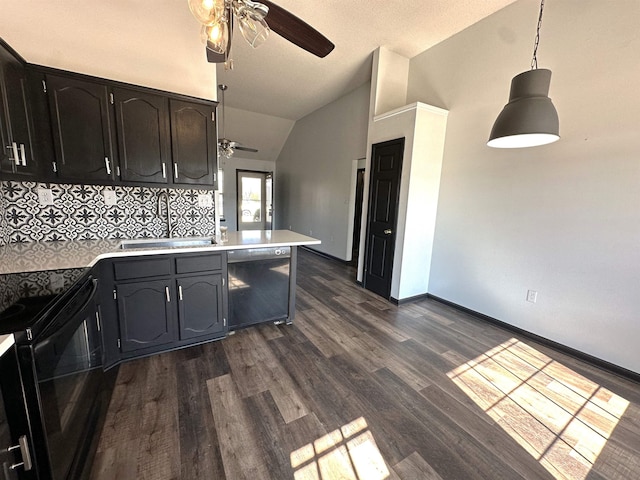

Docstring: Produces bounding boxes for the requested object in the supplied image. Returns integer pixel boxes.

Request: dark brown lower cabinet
[116,279,176,352]
[101,252,228,368]
[177,274,225,340]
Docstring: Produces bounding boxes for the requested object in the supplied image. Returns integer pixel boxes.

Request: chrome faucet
[157,192,173,238]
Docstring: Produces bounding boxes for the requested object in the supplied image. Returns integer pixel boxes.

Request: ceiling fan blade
[233,145,259,153]
[260,0,334,58]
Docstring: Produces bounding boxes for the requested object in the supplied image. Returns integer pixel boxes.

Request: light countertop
[0,334,14,356]
[0,230,320,275]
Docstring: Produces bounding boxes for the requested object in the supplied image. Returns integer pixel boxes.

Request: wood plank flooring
[91,248,640,480]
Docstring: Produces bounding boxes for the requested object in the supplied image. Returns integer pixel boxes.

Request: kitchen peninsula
[0,229,320,365]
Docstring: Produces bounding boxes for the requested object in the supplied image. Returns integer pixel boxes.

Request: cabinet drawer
[113,257,172,280]
[175,254,222,274]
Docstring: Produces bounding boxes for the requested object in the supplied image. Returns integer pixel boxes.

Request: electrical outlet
[103,190,117,206]
[198,193,213,208]
[309,229,313,236]
[49,272,65,292]
[526,289,538,303]
[37,188,54,206]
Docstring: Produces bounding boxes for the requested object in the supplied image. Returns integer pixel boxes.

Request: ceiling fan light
[237,8,270,48]
[188,0,225,25]
[202,21,229,54]
[488,69,559,148]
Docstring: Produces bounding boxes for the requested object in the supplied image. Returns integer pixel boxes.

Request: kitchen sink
[119,237,216,250]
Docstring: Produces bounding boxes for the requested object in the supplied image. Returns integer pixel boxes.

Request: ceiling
[218,0,519,120]
[0,0,518,159]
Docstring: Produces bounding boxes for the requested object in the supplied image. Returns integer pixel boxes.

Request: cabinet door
[116,280,175,352]
[46,74,116,181]
[114,88,170,184]
[169,99,217,186]
[0,42,38,178]
[177,274,224,340]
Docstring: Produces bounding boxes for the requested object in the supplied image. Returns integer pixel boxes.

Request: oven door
[18,276,103,480]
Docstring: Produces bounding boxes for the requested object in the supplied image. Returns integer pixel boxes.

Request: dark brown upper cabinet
[0,40,39,179]
[46,74,117,182]
[170,99,217,188]
[113,88,171,184]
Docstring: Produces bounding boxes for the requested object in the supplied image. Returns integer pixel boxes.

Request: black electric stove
[0,268,115,480]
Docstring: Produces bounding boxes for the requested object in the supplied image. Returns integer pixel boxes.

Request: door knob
[384,229,392,235]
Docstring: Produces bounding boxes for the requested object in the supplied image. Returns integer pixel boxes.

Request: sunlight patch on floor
[447,338,629,480]
[291,417,390,480]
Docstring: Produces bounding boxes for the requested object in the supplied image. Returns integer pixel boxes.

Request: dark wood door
[0,42,38,178]
[169,99,217,187]
[116,280,175,352]
[364,138,404,299]
[177,274,224,340]
[114,88,170,183]
[46,74,116,181]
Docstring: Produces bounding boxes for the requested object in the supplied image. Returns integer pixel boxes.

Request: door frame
[363,138,404,299]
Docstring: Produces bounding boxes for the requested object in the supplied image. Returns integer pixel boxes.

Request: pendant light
[488,0,559,148]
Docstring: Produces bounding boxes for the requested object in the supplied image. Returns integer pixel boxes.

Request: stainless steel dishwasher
[227,246,292,330]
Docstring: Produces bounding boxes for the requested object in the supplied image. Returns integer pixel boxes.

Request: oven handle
[33,277,98,353]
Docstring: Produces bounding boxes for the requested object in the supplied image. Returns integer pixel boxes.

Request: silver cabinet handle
[8,435,33,471]
[104,157,111,175]
[178,285,183,301]
[173,163,178,180]
[8,142,19,165]
[165,286,171,302]
[19,143,26,166]
[162,162,167,179]
[384,229,393,235]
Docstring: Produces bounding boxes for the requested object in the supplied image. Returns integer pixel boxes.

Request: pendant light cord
[531,0,545,70]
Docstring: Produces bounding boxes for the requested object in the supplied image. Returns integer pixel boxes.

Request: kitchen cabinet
[170,99,217,188]
[113,87,171,184]
[0,40,38,179]
[176,274,225,340]
[116,280,176,352]
[46,73,117,182]
[101,252,227,366]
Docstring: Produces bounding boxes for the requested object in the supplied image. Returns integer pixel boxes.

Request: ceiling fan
[187,0,334,64]
[217,84,258,158]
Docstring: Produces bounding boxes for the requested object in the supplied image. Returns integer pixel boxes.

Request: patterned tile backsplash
[0,181,216,244]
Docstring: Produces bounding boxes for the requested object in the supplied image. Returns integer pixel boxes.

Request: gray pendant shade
[488,68,559,148]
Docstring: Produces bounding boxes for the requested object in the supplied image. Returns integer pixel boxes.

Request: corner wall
[275,83,370,260]
[408,0,640,373]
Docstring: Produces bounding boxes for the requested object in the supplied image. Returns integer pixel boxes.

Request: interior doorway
[236,170,273,231]
[351,168,366,264]
[364,138,404,299]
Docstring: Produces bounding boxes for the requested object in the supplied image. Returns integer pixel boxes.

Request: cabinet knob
[384,229,393,235]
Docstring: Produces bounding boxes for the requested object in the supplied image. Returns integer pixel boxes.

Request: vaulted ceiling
[0,1,519,161]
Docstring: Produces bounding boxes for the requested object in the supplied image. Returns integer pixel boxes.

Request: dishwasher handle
[227,247,291,263]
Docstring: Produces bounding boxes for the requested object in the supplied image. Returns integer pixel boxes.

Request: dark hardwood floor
[91,248,640,479]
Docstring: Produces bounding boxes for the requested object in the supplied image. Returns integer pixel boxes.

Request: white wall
[275,83,370,260]
[407,0,640,373]
[0,3,217,100]
[219,157,275,232]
